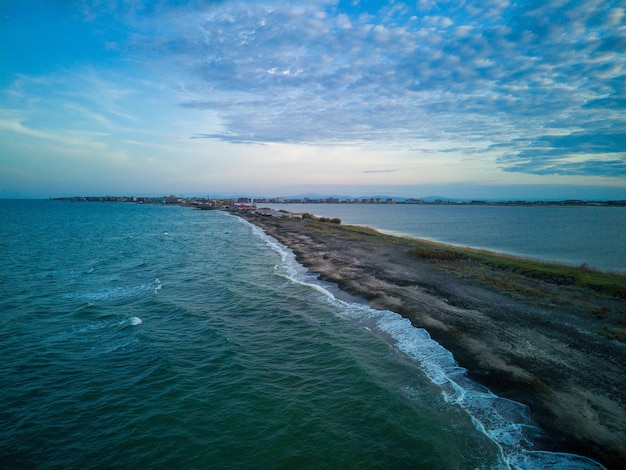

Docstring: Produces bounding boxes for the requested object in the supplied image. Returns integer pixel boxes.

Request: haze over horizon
[1,1,625,200]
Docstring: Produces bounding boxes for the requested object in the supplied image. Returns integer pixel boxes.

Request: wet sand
[237,211,626,469]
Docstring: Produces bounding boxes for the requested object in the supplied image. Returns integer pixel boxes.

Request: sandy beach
[237,210,626,469]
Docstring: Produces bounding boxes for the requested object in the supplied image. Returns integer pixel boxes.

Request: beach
[237,210,626,469]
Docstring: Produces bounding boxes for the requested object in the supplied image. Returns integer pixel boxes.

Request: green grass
[464,252,626,298]
[411,245,466,262]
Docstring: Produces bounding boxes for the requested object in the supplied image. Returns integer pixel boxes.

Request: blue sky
[1,0,625,199]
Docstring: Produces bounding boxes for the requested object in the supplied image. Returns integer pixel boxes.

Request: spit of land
[237,210,626,469]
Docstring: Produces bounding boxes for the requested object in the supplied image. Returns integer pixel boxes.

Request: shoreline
[258,203,625,274]
[236,210,626,469]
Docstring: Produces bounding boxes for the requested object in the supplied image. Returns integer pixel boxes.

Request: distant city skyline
[51,185,626,202]
[1,1,625,200]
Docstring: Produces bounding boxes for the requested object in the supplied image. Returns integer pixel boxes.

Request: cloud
[497,132,626,176]
[0,115,108,150]
[191,133,271,145]
[131,1,622,149]
[1,0,624,193]
[131,0,626,186]
[502,157,626,177]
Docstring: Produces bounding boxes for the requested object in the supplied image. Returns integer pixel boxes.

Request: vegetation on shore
[276,215,626,341]
[297,216,626,294]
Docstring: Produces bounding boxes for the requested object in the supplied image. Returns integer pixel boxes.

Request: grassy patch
[478,273,552,299]
[404,240,626,299]
[410,246,466,262]
[472,256,626,299]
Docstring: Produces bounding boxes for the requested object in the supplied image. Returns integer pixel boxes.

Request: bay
[0,200,605,468]
[262,203,626,273]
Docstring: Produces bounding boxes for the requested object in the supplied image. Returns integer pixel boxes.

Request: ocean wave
[68,278,162,303]
[75,316,143,334]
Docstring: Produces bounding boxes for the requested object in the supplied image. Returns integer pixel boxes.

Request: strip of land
[236,210,626,469]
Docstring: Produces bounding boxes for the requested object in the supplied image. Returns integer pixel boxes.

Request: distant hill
[419,196,457,202]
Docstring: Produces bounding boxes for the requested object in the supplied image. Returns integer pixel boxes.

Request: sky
[1,0,625,200]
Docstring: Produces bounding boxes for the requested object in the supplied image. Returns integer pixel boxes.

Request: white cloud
[1,0,624,199]
[0,116,108,150]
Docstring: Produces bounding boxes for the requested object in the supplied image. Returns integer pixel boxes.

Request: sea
[263,203,626,273]
[0,199,609,469]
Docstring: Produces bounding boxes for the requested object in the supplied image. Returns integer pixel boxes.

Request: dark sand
[237,211,626,469]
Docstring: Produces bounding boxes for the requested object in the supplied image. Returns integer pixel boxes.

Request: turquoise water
[0,200,606,469]
[262,203,626,273]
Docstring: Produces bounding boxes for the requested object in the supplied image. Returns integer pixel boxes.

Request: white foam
[77,316,143,333]
[509,450,607,469]
[244,219,606,469]
[76,320,113,334]
[70,278,162,302]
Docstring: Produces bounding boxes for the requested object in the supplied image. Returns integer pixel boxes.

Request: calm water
[263,203,626,273]
[0,200,606,469]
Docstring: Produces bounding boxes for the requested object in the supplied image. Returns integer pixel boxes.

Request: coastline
[236,210,626,469]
